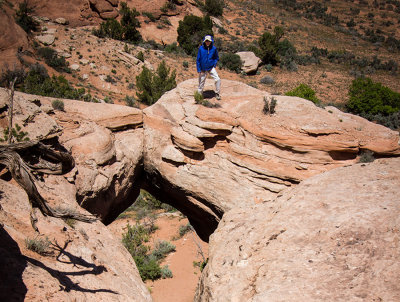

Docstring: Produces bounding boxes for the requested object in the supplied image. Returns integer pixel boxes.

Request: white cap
[204,35,212,42]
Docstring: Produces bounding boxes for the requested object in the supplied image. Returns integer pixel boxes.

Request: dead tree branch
[0,140,97,231]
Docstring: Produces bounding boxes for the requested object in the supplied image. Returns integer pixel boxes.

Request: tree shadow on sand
[0,226,118,301]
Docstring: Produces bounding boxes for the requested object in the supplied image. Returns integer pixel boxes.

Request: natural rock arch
[2,79,400,242]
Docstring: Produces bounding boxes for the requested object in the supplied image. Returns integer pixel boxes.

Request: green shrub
[136,60,176,105]
[15,0,39,33]
[219,52,242,73]
[104,96,113,104]
[255,26,285,65]
[22,64,86,100]
[204,0,224,16]
[25,237,51,255]
[51,99,65,111]
[134,254,162,281]
[161,265,173,279]
[0,66,26,87]
[194,90,220,107]
[358,150,375,163]
[194,90,204,103]
[143,12,156,22]
[164,42,184,54]
[124,95,137,107]
[260,75,274,85]
[93,18,124,40]
[37,47,69,72]
[92,2,141,44]
[285,83,320,105]
[359,112,400,130]
[346,77,400,115]
[179,223,192,237]
[183,61,189,68]
[137,51,144,62]
[122,222,173,281]
[122,223,151,257]
[177,15,213,56]
[151,240,176,260]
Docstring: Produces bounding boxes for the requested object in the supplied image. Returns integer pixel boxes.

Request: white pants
[198,67,221,94]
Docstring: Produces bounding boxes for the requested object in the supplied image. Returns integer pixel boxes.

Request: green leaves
[92,2,142,44]
[136,61,176,105]
[177,15,214,56]
[347,77,400,115]
[285,83,320,105]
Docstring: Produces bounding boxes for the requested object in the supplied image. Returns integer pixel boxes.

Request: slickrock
[143,78,400,240]
[0,178,152,302]
[195,157,400,302]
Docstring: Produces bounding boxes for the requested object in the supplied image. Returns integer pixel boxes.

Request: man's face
[205,40,211,46]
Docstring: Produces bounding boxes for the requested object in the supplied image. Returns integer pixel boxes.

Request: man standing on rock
[196,35,221,100]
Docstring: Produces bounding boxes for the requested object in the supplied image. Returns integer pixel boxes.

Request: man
[196,35,221,100]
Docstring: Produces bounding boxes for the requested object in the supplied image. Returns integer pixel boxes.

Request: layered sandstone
[143,78,400,240]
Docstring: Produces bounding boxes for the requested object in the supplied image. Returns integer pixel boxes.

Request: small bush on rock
[51,99,65,111]
[25,237,51,255]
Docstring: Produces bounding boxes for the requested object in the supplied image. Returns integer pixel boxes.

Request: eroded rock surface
[0,89,144,225]
[143,79,400,240]
[0,179,152,302]
[195,157,400,302]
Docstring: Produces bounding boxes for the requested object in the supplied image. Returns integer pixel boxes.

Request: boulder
[236,51,261,74]
[195,157,400,301]
[55,17,68,25]
[89,0,119,19]
[70,63,80,71]
[36,34,55,46]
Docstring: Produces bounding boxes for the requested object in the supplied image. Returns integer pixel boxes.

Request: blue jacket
[196,36,219,73]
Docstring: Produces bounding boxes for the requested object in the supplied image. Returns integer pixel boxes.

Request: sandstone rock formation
[0,75,399,300]
[236,51,261,74]
[0,88,144,226]
[143,79,400,240]
[2,77,400,242]
[0,178,152,302]
[195,157,400,301]
[0,6,30,67]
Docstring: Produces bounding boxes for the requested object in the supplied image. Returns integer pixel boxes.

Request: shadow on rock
[0,226,27,302]
[202,90,217,99]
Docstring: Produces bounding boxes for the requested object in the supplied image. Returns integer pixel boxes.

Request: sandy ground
[108,212,208,302]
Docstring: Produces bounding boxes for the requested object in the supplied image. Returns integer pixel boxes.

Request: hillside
[0,0,399,107]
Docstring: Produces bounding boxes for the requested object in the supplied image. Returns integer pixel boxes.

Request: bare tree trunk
[0,140,97,231]
[7,78,17,144]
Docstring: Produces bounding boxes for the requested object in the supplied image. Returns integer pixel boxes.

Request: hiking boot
[215,93,221,100]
